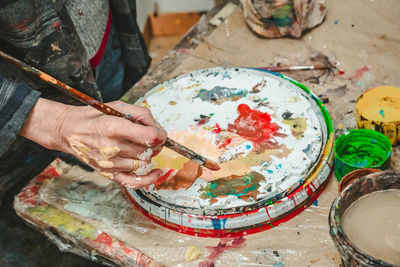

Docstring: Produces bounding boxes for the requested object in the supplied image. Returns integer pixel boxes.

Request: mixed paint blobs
[156,161,203,191]
[194,114,213,126]
[251,80,267,93]
[282,117,307,140]
[227,104,282,152]
[200,171,264,204]
[195,86,248,104]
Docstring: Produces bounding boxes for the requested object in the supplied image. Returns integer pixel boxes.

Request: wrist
[19,98,73,151]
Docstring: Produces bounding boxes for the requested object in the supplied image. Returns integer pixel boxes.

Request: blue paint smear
[222,72,232,80]
[211,218,227,230]
[249,67,281,77]
[313,200,318,206]
[275,164,282,169]
[267,169,274,174]
[334,19,338,24]
[302,144,311,153]
[246,144,251,150]
[379,109,385,118]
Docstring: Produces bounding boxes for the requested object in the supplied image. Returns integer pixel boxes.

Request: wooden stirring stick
[0,50,220,171]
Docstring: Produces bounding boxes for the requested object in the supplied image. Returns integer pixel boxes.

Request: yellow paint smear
[157,86,166,92]
[202,160,251,182]
[282,118,307,139]
[27,206,96,239]
[182,83,201,90]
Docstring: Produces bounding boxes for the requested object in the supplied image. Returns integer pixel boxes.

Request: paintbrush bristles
[203,159,220,171]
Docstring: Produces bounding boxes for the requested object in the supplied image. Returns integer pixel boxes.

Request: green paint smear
[334,129,392,168]
[27,206,96,240]
[200,171,264,201]
[263,5,294,27]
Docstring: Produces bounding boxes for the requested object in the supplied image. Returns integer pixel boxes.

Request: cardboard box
[149,12,201,36]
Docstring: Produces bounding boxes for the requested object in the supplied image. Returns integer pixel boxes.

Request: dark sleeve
[0,73,41,157]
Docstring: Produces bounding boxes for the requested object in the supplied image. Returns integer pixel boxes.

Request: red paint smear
[217,138,232,149]
[52,21,61,31]
[337,70,345,75]
[211,123,222,134]
[349,66,370,81]
[150,137,165,146]
[152,148,162,157]
[198,118,207,125]
[124,168,332,238]
[118,241,134,255]
[227,104,279,150]
[36,165,60,183]
[17,185,41,206]
[199,237,246,266]
[153,169,174,187]
[93,233,113,248]
[14,21,27,30]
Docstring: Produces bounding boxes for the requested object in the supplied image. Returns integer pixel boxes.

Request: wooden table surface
[14,0,400,266]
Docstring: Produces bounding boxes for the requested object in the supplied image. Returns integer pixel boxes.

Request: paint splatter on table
[14,159,342,266]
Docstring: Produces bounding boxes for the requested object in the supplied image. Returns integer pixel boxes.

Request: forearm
[0,74,41,157]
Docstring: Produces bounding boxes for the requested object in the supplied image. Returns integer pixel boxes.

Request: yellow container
[356,86,400,145]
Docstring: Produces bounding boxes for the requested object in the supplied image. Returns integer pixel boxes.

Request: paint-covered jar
[337,168,381,193]
[356,86,400,145]
[334,129,392,181]
[329,170,400,266]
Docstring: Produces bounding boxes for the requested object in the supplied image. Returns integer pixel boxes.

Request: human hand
[20,98,167,188]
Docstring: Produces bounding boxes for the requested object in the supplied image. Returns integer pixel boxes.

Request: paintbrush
[0,50,220,171]
[258,65,330,72]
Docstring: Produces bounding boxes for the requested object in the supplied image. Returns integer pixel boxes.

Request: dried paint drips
[251,79,267,93]
[227,104,282,152]
[199,237,246,267]
[195,86,248,104]
[200,171,264,204]
[349,66,370,82]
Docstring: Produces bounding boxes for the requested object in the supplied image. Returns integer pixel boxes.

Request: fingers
[108,101,162,128]
[96,156,151,173]
[105,101,168,147]
[113,168,163,189]
[112,119,167,147]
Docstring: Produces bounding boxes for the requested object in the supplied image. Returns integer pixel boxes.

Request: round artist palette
[126,67,333,236]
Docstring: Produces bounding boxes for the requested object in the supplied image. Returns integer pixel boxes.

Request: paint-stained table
[14,0,400,266]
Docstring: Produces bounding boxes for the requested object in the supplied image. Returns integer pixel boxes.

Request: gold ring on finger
[129,159,140,174]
